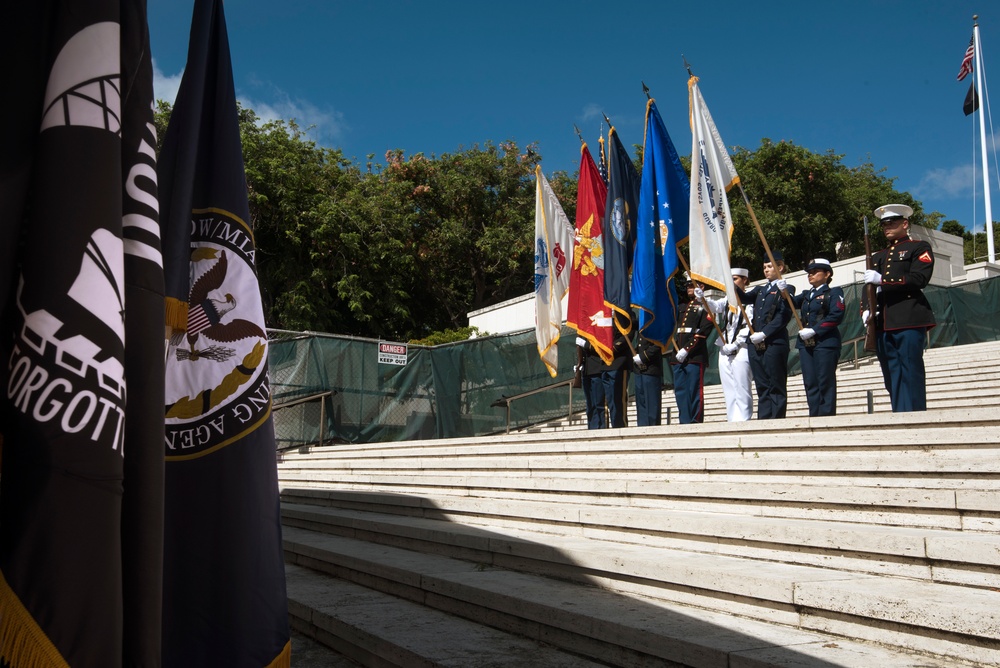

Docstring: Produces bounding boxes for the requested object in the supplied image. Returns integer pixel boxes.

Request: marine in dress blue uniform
[790,258,845,416]
[632,334,663,426]
[863,204,935,412]
[740,252,795,420]
[671,281,714,424]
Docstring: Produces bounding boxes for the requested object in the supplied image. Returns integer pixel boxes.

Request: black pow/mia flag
[158,0,290,665]
[0,0,165,666]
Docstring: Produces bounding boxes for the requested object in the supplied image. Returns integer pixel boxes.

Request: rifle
[863,215,878,352]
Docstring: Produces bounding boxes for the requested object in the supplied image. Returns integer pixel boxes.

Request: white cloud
[152,58,183,105]
[581,103,603,122]
[912,164,976,200]
[239,91,346,144]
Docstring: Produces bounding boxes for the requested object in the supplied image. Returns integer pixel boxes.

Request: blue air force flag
[534,166,575,377]
[631,99,691,349]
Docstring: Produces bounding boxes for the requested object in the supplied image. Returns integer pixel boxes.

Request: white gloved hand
[774,278,788,291]
[632,354,641,365]
[693,287,704,300]
[675,349,688,363]
[798,327,816,341]
[576,336,587,347]
[862,309,870,327]
[864,269,882,285]
[722,343,738,356]
[750,332,766,345]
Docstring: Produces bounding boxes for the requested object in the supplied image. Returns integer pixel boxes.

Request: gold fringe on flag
[0,569,69,668]
[264,640,292,668]
[164,296,189,332]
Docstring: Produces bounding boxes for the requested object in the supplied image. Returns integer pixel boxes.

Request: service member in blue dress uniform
[632,333,663,426]
[740,252,795,420]
[671,279,714,423]
[785,258,845,416]
[863,204,935,412]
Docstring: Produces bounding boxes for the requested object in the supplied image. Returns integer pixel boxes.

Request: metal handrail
[492,378,577,434]
[273,390,335,451]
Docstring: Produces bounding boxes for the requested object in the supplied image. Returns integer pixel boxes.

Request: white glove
[722,343,738,356]
[774,278,788,291]
[798,327,816,341]
[693,287,704,300]
[862,309,870,327]
[750,332,766,345]
[632,354,641,365]
[864,269,882,285]
[576,336,587,347]
[675,349,688,363]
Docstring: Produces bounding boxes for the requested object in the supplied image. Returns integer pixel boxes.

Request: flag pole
[675,249,727,341]
[973,15,996,263]
[736,185,806,330]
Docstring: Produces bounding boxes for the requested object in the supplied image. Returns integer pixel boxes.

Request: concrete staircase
[278,340,1000,667]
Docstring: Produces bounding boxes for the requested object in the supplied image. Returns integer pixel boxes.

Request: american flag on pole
[957,34,974,81]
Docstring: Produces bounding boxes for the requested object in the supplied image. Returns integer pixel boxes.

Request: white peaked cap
[874,203,913,220]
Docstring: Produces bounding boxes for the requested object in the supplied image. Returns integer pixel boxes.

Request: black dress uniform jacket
[672,300,713,365]
[868,237,936,331]
[634,335,663,376]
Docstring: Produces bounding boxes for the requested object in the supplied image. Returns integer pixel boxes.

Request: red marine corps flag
[158,0,290,665]
[567,143,614,363]
[0,0,165,665]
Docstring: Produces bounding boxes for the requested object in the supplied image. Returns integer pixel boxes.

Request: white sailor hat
[805,258,832,274]
[731,267,749,278]
[874,204,913,221]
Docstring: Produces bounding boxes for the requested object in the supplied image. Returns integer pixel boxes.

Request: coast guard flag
[688,76,740,310]
[567,144,614,363]
[631,99,690,349]
[0,1,165,665]
[158,0,290,665]
[534,166,575,376]
[603,127,640,336]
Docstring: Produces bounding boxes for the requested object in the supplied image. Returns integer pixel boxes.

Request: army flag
[157,0,290,665]
[688,76,740,310]
[534,166,575,377]
[631,99,691,349]
[567,144,614,363]
[0,1,165,665]
[603,127,641,336]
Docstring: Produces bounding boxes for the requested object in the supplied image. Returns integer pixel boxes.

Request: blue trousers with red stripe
[671,362,705,424]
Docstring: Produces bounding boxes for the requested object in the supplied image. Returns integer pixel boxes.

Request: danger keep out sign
[378,341,408,366]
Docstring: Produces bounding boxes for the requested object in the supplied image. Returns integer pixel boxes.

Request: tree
[728,139,920,279]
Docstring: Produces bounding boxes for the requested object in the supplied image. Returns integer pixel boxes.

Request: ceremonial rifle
[863,215,878,352]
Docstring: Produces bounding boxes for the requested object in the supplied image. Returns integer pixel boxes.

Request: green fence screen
[270,276,1000,448]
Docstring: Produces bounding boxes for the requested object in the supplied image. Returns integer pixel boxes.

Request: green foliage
[964,222,1000,264]
[730,139,920,279]
[409,326,482,346]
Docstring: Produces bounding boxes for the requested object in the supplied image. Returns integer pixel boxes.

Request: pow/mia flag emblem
[164,209,270,458]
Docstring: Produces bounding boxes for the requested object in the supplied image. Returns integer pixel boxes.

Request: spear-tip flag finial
[642,81,651,100]
[682,55,694,77]
[573,124,584,145]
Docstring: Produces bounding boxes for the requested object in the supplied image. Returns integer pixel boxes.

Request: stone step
[281,500,1000,588]
[286,563,611,668]
[284,527,969,667]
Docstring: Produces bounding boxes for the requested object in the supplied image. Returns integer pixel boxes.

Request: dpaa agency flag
[566,144,614,363]
[688,76,740,309]
[602,127,640,337]
[0,0,165,665]
[158,0,290,665]
[631,99,690,349]
[534,166,575,377]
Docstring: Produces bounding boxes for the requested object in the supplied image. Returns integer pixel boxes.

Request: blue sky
[149,0,999,238]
